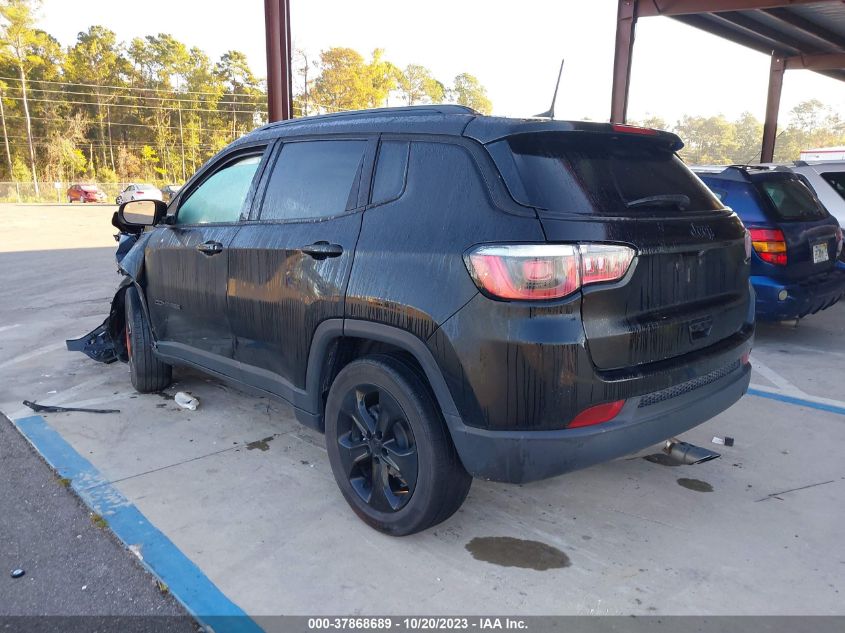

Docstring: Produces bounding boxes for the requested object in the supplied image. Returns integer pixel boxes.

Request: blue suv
[696,165,845,321]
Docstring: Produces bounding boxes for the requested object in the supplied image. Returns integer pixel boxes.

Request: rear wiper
[626,194,691,210]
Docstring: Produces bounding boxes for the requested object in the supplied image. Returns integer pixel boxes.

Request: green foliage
[11,155,28,181]
[98,165,117,182]
[397,64,444,105]
[633,102,845,165]
[0,4,494,194]
[313,47,371,112]
[451,73,492,114]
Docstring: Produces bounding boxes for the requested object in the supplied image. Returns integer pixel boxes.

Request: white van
[800,147,845,162]
[790,161,845,228]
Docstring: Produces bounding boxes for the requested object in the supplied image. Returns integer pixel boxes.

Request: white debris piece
[174,392,199,411]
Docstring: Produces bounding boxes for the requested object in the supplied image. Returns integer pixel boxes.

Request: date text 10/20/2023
[307,618,528,630]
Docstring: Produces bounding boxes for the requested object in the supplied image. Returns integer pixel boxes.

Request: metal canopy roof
[658,1,845,83]
[611,1,845,162]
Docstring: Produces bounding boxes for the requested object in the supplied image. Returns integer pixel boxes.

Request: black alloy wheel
[336,384,418,512]
[325,355,471,536]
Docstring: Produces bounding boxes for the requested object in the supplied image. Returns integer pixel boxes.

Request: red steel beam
[635,0,829,18]
[761,53,786,162]
[784,51,845,70]
[265,0,293,122]
[611,0,638,123]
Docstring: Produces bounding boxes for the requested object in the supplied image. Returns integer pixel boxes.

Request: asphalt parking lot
[1,204,844,618]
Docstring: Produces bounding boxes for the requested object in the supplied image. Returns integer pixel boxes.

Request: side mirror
[114,199,168,234]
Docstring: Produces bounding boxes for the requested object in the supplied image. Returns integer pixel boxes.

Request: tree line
[2,0,841,200]
[0,0,492,198]
[633,99,845,165]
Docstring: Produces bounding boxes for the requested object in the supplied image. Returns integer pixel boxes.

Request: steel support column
[611,0,637,123]
[265,0,292,122]
[761,52,785,163]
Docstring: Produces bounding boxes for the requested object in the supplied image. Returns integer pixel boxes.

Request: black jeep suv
[70,106,754,535]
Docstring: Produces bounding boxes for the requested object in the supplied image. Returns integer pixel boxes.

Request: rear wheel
[124,286,171,393]
[325,355,471,536]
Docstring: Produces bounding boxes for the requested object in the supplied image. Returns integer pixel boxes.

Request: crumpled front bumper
[65,319,118,363]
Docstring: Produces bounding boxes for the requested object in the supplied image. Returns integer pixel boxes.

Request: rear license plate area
[812,242,829,264]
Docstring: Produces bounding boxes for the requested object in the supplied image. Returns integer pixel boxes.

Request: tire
[325,355,471,536]
[124,286,172,393]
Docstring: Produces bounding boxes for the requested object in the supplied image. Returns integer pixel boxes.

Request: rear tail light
[568,400,625,428]
[464,243,635,300]
[743,231,752,261]
[836,227,843,257]
[748,228,787,266]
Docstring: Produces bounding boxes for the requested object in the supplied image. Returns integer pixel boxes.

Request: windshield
[753,174,828,221]
[492,134,721,217]
[821,172,845,202]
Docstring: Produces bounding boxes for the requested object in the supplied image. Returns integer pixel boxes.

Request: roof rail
[261,104,479,131]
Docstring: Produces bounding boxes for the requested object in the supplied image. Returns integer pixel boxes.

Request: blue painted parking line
[12,414,263,633]
[747,388,845,417]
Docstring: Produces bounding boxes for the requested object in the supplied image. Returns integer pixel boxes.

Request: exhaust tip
[664,440,721,465]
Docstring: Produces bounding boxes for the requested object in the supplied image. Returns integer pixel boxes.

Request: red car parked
[67,184,106,203]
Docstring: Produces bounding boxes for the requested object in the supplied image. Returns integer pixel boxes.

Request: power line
[0,74,264,98]
[16,85,266,108]
[1,113,267,132]
[2,94,267,115]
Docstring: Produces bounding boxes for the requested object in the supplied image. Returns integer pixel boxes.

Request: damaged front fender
[65,318,119,363]
[65,277,132,364]
[66,231,154,364]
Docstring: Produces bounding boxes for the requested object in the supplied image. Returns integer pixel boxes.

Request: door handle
[301,241,343,260]
[196,240,223,255]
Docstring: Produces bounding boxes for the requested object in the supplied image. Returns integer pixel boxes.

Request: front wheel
[124,286,172,393]
[325,355,471,536]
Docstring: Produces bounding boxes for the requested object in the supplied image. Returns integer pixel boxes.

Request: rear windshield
[491,134,721,216]
[821,172,845,202]
[752,174,827,221]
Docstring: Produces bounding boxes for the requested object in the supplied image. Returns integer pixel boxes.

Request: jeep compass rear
[70,107,753,536]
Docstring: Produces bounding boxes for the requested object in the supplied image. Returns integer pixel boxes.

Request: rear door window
[752,174,828,221]
[177,155,263,225]
[371,140,409,205]
[821,172,845,202]
[493,134,721,216]
[260,140,367,221]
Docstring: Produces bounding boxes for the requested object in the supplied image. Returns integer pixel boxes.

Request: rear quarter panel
[345,138,544,340]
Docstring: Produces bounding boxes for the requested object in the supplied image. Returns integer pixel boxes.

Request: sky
[37,0,845,124]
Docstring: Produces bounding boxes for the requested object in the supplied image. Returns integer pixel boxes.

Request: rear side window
[753,175,827,221]
[494,134,721,216]
[821,172,845,202]
[371,141,409,205]
[177,155,262,225]
[261,140,366,221]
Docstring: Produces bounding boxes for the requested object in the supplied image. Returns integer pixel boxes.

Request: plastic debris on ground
[174,392,199,411]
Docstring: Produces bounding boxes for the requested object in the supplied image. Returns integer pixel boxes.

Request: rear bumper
[752,267,845,321]
[447,361,750,483]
